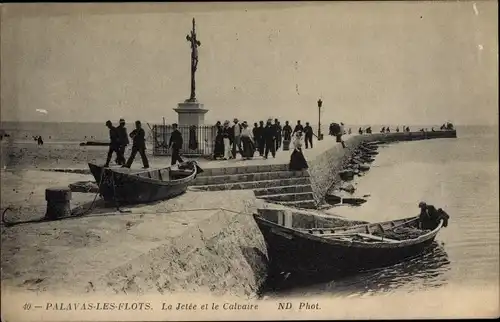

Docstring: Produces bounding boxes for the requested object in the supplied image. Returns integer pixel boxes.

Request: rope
[75,166,107,217]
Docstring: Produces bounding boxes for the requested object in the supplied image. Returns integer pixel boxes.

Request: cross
[186,18,201,102]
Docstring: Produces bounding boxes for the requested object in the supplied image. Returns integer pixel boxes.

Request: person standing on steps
[104,120,120,168]
[123,120,149,169]
[257,120,265,157]
[304,122,313,149]
[169,123,184,166]
[116,118,129,165]
[274,119,282,151]
[293,120,304,135]
[263,118,276,159]
[282,121,292,142]
[252,122,260,152]
[231,118,243,159]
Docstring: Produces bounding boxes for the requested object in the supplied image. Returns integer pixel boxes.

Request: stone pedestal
[173,101,209,126]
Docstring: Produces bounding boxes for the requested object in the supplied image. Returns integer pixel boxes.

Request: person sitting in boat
[289,131,309,171]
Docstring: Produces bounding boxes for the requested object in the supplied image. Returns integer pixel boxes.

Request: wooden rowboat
[253,212,445,275]
[88,161,202,205]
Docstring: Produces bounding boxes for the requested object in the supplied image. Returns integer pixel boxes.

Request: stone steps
[258,192,315,202]
[253,184,313,196]
[192,170,309,186]
[190,177,311,191]
[197,164,288,177]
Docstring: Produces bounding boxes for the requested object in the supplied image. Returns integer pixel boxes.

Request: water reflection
[265,242,450,298]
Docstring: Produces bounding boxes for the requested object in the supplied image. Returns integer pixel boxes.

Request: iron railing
[151,124,217,157]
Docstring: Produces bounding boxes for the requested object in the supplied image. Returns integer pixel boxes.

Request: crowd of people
[212,118,315,161]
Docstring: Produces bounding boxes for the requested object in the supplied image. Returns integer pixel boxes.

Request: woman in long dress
[213,121,224,159]
[222,120,232,160]
[240,121,255,160]
[289,131,309,171]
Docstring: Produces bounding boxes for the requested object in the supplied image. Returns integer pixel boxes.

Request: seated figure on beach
[380,127,386,133]
[289,131,309,171]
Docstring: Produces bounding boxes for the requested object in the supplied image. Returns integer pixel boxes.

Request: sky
[0,1,498,126]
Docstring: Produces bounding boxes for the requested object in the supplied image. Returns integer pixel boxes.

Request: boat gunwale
[88,162,197,187]
[254,214,443,249]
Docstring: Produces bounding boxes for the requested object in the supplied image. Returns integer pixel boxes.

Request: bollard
[45,187,72,220]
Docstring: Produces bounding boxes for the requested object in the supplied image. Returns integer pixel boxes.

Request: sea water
[267,125,499,297]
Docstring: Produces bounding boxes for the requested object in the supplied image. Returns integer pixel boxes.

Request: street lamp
[317,98,323,140]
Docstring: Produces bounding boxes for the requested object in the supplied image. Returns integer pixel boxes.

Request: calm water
[267,125,499,298]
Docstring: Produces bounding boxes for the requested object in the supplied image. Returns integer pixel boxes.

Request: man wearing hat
[104,120,120,168]
[116,118,129,165]
[231,118,243,159]
[263,118,276,159]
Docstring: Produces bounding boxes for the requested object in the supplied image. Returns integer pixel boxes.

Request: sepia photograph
[1,1,498,320]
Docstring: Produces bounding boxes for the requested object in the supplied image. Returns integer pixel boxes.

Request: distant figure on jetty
[104,120,120,168]
[241,121,255,160]
[116,118,129,166]
[168,123,183,166]
[358,127,363,135]
[37,135,44,146]
[263,119,276,159]
[348,128,352,135]
[213,121,224,159]
[123,120,149,169]
[405,126,410,132]
[304,122,313,149]
[222,120,232,160]
[396,126,400,133]
[366,126,372,134]
[275,119,282,151]
[293,120,304,135]
[231,118,243,159]
[386,127,391,133]
[289,131,308,171]
[381,127,386,133]
[257,120,265,157]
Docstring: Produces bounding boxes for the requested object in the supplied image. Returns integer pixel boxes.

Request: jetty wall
[308,130,457,204]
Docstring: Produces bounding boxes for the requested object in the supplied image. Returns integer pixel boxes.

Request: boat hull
[254,215,441,275]
[88,163,196,204]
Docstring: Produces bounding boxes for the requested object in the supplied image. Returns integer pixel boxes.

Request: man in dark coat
[257,120,265,156]
[104,120,120,167]
[252,122,260,151]
[274,119,282,151]
[123,120,149,169]
[304,122,313,149]
[169,123,184,166]
[116,118,129,165]
[293,120,304,135]
[263,119,276,159]
[282,121,292,141]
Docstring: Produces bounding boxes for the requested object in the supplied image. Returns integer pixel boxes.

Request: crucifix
[186,18,201,102]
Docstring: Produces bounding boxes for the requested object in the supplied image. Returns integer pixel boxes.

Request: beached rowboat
[88,161,202,204]
[253,212,445,275]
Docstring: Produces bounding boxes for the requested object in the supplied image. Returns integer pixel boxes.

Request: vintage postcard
[1,1,498,321]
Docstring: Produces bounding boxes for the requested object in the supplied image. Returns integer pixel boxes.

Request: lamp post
[317,98,323,140]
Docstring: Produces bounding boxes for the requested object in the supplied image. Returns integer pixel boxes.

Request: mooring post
[45,187,72,220]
